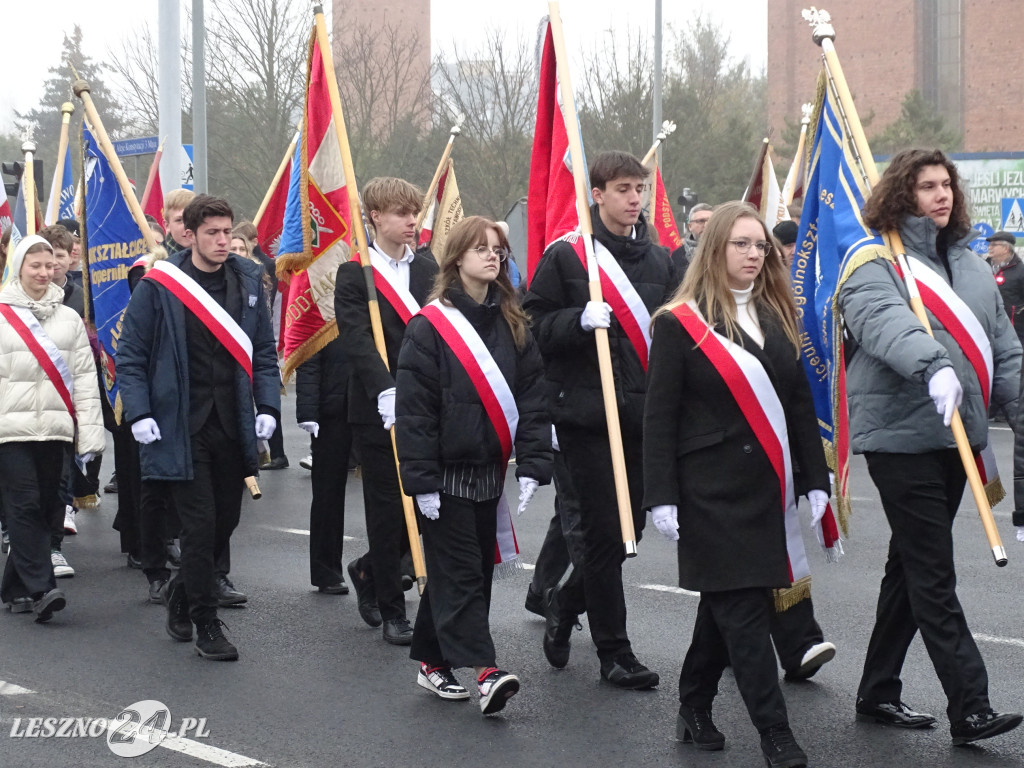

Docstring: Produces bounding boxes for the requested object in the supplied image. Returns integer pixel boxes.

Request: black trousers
[309,415,352,587]
[168,418,244,624]
[410,493,498,669]
[139,479,181,584]
[0,442,65,602]
[351,423,409,622]
[111,428,143,555]
[859,450,989,721]
[680,588,790,732]
[529,449,580,597]
[555,427,644,662]
[770,596,825,674]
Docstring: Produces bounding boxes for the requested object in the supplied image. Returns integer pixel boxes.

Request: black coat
[295,335,350,423]
[642,307,829,592]
[522,207,678,438]
[395,286,552,495]
[334,250,438,425]
[992,255,1024,336]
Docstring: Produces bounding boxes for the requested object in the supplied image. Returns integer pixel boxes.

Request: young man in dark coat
[987,231,1024,345]
[117,195,280,661]
[333,177,438,645]
[523,151,678,688]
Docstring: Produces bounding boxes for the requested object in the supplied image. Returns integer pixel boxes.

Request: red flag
[0,198,12,237]
[650,167,683,250]
[256,153,291,258]
[142,166,163,227]
[527,21,578,283]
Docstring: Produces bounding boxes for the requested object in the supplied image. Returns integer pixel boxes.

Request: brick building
[768,0,1022,154]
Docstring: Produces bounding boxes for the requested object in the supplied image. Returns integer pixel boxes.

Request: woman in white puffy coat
[0,235,103,622]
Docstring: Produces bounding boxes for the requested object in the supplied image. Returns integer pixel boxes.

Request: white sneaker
[787,641,836,681]
[51,550,75,578]
[63,506,77,535]
[417,663,470,701]
[477,668,520,715]
[299,454,313,470]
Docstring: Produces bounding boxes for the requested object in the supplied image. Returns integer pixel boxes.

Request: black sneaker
[216,576,248,607]
[950,709,1023,746]
[417,663,470,701]
[382,617,414,645]
[600,652,659,689]
[477,668,520,715]
[260,456,289,470]
[33,589,66,623]
[677,705,725,750]
[164,578,192,641]
[542,586,575,669]
[759,724,807,768]
[347,560,382,627]
[194,618,239,661]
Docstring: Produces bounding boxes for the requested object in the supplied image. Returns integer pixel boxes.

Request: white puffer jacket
[0,281,104,454]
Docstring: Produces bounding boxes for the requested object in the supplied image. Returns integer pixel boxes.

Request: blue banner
[52,143,75,223]
[84,127,148,419]
[277,131,304,261]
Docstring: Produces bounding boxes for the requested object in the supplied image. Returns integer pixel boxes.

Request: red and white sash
[672,303,819,588]
[144,260,254,380]
[895,256,1002,497]
[370,244,421,325]
[418,299,520,567]
[0,302,76,420]
[566,233,652,369]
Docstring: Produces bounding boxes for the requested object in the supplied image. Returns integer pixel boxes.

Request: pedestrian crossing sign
[1002,198,1024,236]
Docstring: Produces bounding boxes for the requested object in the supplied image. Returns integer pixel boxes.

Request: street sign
[112,136,159,157]
[969,221,995,256]
[181,144,194,191]
[1001,198,1024,236]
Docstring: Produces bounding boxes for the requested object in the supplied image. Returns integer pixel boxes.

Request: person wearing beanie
[772,220,799,268]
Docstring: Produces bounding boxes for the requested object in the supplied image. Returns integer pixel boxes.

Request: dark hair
[430,216,530,349]
[589,151,649,190]
[39,224,74,253]
[182,195,234,233]
[861,148,970,238]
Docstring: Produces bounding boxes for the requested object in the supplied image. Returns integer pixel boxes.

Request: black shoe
[103,474,118,494]
[7,597,33,614]
[164,578,192,641]
[400,551,414,592]
[194,617,239,660]
[759,724,807,767]
[317,581,349,595]
[382,617,414,645]
[542,586,575,669]
[149,578,168,605]
[677,705,725,750]
[950,709,1023,746]
[347,560,382,627]
[855,699,936,729]
[33,589,66,623]
[165,540,181,569]
[524,585,545,617]
[260,456,289,470]
[126,553,143,569]
[216,576,248,607]
[600,652,659,689]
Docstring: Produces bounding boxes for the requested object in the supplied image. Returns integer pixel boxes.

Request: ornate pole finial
[656,120,677,142]
[800,102,814,124]
[450,112,465,136]
[802,7,835,45]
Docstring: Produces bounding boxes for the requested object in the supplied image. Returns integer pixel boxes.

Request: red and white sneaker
[417,663,470,701]
[477,668,520,715]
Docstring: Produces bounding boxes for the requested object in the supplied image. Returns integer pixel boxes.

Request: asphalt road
[2,397,1024,768]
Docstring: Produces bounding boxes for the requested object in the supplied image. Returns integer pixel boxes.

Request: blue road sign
[1001,198,1024,236]
[112,136,159,157]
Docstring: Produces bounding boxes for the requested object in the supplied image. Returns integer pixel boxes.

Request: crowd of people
[1,146,1023,767]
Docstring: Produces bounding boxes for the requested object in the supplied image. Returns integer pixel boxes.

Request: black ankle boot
[677,705,725,750]
[164,578,192,641]
[194,617,238,661]
[759,724,807,767]
[542,586,576,668]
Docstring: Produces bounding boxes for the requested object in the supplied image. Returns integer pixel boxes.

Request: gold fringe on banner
[773,575,812,612]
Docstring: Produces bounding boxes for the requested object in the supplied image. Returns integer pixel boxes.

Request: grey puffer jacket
[839,215,1021,455]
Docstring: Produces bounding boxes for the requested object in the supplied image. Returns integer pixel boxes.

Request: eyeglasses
[690,217,711,225]
[729,239,772,256]
[468,245,508,262]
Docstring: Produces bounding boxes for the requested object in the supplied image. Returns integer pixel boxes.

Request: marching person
[523,150,677,688]
[840,148,1021,744]
[334,177,437,645]
[0,235,104,622]
[643,202,827,767]
[396,216,551,714]
[117,195,280,661]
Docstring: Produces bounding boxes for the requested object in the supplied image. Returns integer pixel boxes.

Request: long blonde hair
[654,201,801,352]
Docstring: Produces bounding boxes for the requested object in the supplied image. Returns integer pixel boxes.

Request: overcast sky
[0,0,768,133]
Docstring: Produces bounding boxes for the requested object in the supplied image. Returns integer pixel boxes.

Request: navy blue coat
[116,250,281,481]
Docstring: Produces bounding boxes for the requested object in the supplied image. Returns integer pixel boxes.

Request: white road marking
[973,633,1024,649]
[264,526,355,541]
[639,583,700,598]
[157,733,268,767]
[0,681,33,695]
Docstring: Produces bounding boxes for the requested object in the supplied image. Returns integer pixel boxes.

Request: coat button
[742,444,752,454]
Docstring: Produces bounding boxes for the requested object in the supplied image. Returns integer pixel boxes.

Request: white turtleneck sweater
[731,284,764,347]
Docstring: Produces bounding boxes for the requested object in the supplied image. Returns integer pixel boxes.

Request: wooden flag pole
[641,120,676,167]
[416,114,464,231]
[741,137,770,204]
[548,1,637,556]
[783,106,811,206]
[139,137,166,213]
[21,138,37,236]
[253,127,300,227]
[48,102,75,224]
[806,8,1006,567]
[71,75,158,252]
[313,5,427,591]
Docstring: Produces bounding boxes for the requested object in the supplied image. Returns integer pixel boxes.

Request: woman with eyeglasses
[642,201,829,767]
[395,216,551,715]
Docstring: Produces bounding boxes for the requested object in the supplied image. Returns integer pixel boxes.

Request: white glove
[651,504,679,541]
[255,414,277,440]
[77,452,96,465]
[416,492,440,520]
[807,489,830,528]
[298,421,320,438]
[551,425,560,452]
[580,301,611,331]
[927,367,962,427]
[131,418,162,445]
[517,477,539,515]
[377,387,396,430]
[1016,525,1024,543]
